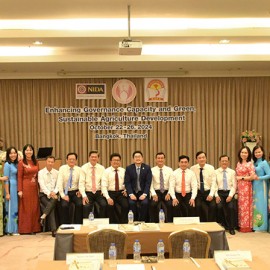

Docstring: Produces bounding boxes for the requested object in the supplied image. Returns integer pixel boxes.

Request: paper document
[117,264,145,270]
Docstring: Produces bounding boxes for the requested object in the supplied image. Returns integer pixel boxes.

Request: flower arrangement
[241,130,261,143]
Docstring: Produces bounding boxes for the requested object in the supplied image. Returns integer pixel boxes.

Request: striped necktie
[160,168,165,193]
[223,170,228,190]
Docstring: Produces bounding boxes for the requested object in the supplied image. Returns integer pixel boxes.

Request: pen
[73,260,79,269]
[190,257,200,268]
[60,226,75,230]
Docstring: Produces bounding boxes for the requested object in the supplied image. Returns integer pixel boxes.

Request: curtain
[0,77,269,170]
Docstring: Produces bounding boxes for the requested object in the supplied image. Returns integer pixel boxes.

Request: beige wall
[0,77,269,170]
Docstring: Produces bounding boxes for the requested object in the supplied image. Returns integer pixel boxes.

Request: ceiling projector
[119,40,142,55]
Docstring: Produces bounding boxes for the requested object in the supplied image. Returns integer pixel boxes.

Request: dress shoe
[229,229,235,235]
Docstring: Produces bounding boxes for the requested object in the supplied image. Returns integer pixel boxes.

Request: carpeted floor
[0,230,270,270]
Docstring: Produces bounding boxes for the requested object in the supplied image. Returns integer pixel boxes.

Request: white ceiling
[1,0,270,78]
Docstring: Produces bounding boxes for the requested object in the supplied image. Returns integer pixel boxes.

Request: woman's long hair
[22,144,37,165]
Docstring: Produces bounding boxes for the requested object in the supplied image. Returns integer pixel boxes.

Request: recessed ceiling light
[219,39,230,44]
[33,41,43,45]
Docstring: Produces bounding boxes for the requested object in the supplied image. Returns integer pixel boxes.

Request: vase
[244,142,257,152]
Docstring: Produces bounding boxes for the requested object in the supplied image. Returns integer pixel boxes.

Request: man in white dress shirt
[169,155,197,218]
[149,152,173,222]
[57,152,83,224]
[215,155,237,235]
[38,156,58,236]
[79,150,107,218]
[101,153,128,223]
[190,151,217,222]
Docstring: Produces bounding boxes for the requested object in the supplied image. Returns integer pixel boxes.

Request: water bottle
[133,239,141,262]
[157,239,165,262]
[159,209,165,224]
[88,212,94,222]
[88,212,94,227]
[128,210,134,224]
[183,239,190,258]
[109,243,117,267]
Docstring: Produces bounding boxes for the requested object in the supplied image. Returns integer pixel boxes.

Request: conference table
[37,258,268,270]
[54,222,229,260]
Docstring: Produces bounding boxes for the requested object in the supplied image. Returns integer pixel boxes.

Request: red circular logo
[112,79,137,104]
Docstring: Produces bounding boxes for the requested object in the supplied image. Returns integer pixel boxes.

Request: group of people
[0,144,40,236]
[0,144,270,237]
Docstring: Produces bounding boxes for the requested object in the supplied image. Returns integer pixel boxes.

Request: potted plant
[241,130,261,151]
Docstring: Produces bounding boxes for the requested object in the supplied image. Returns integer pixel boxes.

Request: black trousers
[60,190,83,224]
[106,190,129,224]
[149,190,173,222]
[173,192,196,218]
[39,193,58,231]
[128,192,149,222]
[195,190,217,222]
[216,190,235,230]
[83,191,107,218]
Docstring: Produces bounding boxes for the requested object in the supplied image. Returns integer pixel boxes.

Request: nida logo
[76,84,105,94]
[77,85,87,94]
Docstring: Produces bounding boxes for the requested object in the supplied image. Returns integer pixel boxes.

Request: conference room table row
[37,258,268,270]
[54,222,229,260]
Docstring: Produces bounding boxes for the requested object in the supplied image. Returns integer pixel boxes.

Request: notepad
[139,223,160,231]
[222,259,251,270]
[118,224,135,231]
[214,250,252,270]
[69,260,100,270]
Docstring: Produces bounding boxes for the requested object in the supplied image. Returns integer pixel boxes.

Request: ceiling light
[0,47,53,56]
[142,44,270,55]
[1,18,270,31]
[219,39,230,44]
[33,41,43,45]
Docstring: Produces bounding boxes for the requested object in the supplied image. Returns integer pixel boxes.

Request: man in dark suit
[124,151,152,221]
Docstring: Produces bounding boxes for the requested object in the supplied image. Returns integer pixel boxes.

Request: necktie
[223,170,228,190]
[182,170,186,197]
[69,168,73,187]
[92,166,96,193]
[136,167,141,193]
[160,168,165,193]
[115,169,119,191]
[200,168,204,192]
[65,168,73,195]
